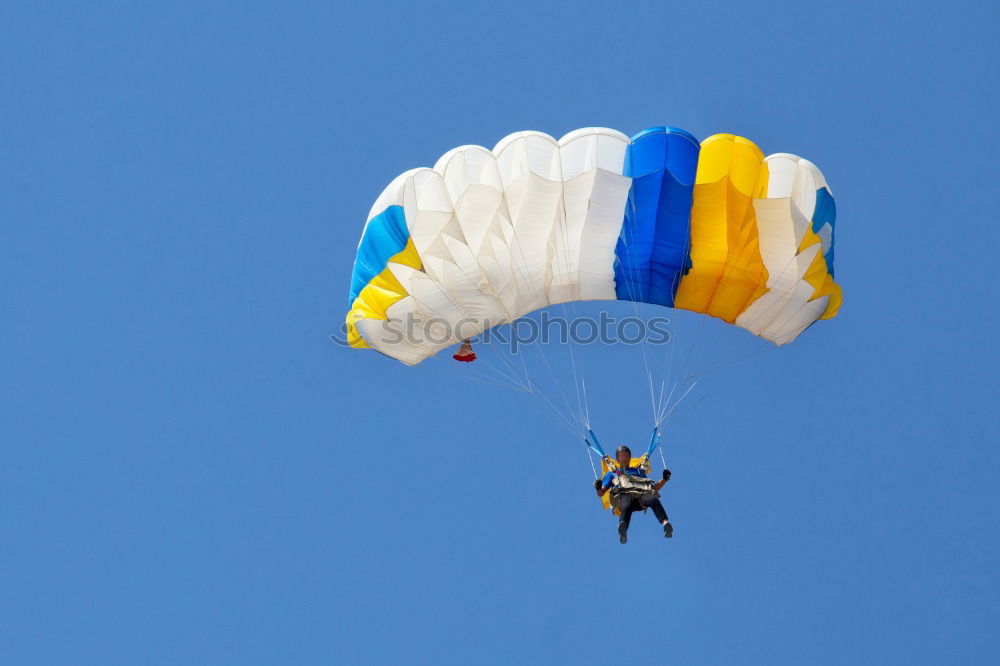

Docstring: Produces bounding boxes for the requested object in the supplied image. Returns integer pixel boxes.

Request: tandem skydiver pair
[585,429,673,544]
[594,444,672,544]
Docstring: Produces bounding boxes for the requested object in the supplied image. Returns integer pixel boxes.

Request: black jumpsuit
[616,491,668,529]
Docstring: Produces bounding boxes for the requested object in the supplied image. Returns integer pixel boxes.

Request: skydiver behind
[594,444,672,544]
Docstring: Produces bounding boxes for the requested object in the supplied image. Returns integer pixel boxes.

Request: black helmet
[615,445,632,456]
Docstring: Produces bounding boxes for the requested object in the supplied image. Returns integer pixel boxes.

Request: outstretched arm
[653,468,671,491]
[594,476,611,498]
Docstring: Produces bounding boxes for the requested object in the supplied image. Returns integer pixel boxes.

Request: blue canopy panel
[614,127,700,307]
[348,205,410,307]
[812,187,836,277]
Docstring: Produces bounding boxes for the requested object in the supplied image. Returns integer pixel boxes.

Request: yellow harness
[598,455,653,516]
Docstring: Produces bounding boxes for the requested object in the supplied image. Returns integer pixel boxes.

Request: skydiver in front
[594,444,673,544]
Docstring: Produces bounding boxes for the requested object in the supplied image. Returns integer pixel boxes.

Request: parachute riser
[632,426,661,472]
[644,427,661,458]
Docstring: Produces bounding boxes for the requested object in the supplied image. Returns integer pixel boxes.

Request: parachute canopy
[346,126,840,365]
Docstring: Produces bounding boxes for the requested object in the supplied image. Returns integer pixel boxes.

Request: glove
[593,478,603,490]
[662,469,672,481]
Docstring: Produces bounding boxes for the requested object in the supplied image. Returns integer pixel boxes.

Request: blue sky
[2,1,998,664]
